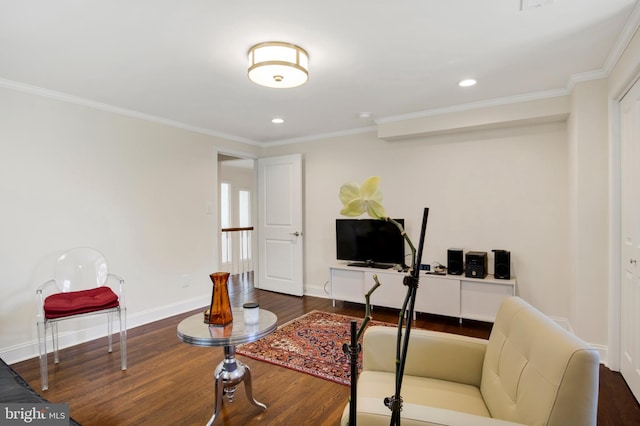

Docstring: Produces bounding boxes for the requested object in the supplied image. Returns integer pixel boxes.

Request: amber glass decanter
[205,272,233,326]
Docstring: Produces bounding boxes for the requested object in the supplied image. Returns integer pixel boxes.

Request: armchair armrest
[362,326,488,387]
[36,279,57,320]
[36,279,57,295]
[107,273,126,308]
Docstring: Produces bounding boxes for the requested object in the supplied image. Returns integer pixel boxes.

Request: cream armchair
[341,297,599,426]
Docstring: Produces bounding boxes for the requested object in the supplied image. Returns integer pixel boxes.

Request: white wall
[0,86,258,363]
[266,120,571,319]
[567,79,610,347]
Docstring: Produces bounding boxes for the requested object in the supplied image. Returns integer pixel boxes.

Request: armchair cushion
[356,371,491,417]
[44,286,119,319]
[363,326,488,387]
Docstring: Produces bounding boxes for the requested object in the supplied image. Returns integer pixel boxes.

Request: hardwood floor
[11,273,640,425]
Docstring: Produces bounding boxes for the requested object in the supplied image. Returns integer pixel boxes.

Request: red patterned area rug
[236,310,393,386]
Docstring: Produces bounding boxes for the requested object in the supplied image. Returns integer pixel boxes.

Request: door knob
[290,231,301,237]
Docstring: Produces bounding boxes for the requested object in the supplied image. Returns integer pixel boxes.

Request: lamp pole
[385,207,429,426]
[345,276,381,426]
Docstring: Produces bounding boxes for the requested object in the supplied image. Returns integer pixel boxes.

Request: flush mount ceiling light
[248,42,309,88]
[458,79,477,87]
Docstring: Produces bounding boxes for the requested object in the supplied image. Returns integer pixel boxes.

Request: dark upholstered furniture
[0,357,81,425]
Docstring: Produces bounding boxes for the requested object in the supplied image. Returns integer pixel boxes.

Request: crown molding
[4,2,640,150]
[262,125,377,148]
[602,1,640,75]
[0,78,260,147]
[566,2,640,92]
[374,88,569,126]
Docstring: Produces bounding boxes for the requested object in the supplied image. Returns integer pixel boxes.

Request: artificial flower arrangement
[339,176,429,426]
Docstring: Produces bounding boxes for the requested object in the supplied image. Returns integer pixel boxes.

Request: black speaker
[493,249,511,280]
[465,251,488,279]
[447,249,464,275]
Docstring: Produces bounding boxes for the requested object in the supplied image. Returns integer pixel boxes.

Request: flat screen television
[336,218,405,269]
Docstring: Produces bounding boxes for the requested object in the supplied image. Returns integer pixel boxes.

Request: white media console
[330,264,516,323]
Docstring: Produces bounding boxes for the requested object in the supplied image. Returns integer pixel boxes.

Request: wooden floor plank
[10,272,640,425]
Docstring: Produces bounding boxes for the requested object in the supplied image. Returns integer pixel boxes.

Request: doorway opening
[218,154,256,277]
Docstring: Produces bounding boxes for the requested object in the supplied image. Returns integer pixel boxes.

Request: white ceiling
[0,0,637,146]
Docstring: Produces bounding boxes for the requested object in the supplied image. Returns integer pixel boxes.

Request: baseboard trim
[0,294,209,365]
[304,286,330,299]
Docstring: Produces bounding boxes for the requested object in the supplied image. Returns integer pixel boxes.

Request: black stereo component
[493,249,511,280]
[465,251,487,279]
[447,249,464,275]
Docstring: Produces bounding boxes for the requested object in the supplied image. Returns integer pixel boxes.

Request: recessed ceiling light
[272,118,284,124]
[359,112,371,119]
[459,79,477,87]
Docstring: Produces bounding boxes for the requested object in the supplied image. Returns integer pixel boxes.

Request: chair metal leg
[107,312,113,353]
[52,322,59,364]
[37,320,49,391]
[119,308,127,370]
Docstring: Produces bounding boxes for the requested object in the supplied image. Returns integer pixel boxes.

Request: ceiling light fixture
[458,79,477,87]
[272,118,284,124]
[248,42,309,88]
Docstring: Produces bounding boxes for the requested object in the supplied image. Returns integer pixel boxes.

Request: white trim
[304,283,330,299]
[0,74,579,148]
[591,343,609,367]
[547,316,608,365]
[374,89,569,124]
[566,69,608,91]
[262,125,377,147]
[607,68,640,373]
[0,77,259,147]
[548,315,572,332]
[608,97,623,371]
[1,5,638,151]
[602,3,640,75]
[604,2,640,373]
[217,149,258,161]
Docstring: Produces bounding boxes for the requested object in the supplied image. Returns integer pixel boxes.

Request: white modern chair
[36,247,127,390]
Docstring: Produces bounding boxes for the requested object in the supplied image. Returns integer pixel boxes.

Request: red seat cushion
[44,287,120,319]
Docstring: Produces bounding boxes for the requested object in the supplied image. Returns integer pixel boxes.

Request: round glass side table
[177,307,278,425]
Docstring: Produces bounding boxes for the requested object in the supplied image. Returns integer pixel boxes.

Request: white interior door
[620,77,640,402]
[257,154,304,296]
